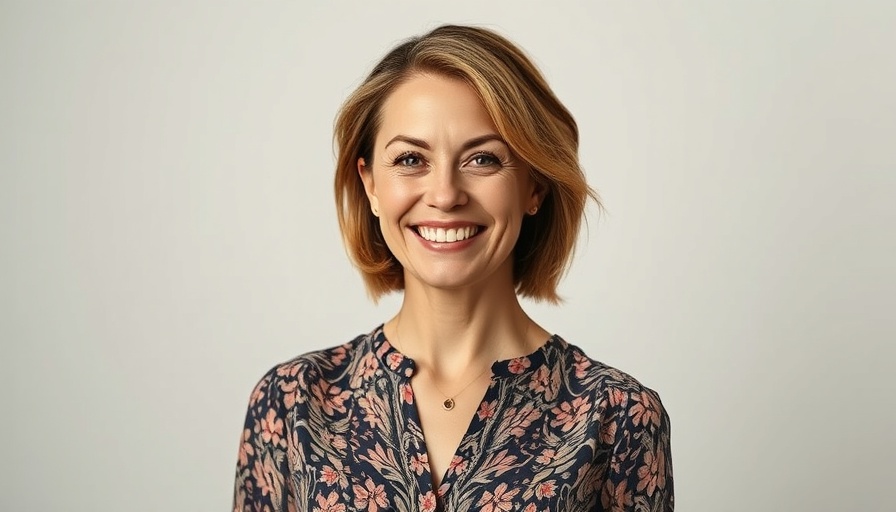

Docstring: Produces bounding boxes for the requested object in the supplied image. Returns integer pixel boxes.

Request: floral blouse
[233,326,673,511]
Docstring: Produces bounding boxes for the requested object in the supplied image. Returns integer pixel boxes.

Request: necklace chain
[392,314,495,411]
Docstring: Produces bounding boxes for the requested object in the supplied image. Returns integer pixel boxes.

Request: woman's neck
[386,275,548,379]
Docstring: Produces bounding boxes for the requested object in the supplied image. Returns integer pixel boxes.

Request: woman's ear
[528,175,549,213]
[358,157,379,216]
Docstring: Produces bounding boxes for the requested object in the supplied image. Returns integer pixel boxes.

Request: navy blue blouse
[233,325,673,511]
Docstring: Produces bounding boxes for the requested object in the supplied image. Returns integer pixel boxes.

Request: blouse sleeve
[601,386,674,511]
[233,368,294,512]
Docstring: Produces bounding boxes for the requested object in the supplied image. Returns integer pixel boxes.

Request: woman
[234,25,673,512]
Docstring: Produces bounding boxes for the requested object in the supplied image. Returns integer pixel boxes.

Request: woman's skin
[359,73,552,486]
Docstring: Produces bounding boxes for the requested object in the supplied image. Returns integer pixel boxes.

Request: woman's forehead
[375,74,498,147]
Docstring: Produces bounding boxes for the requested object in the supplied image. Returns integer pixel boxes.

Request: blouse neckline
[370,324,562,380]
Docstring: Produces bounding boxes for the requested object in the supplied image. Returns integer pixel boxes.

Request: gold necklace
[392,315,494,411]
[430,364,493,411]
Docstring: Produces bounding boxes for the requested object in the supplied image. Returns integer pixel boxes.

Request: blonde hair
[334,25,599,302]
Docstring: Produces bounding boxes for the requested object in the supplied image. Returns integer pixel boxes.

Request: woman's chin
[403,264,512,295]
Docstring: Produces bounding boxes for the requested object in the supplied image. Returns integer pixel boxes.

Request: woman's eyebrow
[385,135,430,150]
[384,133,505,151]
[461,134,505,151]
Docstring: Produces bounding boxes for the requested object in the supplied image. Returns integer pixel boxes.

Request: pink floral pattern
[233,326,673,511]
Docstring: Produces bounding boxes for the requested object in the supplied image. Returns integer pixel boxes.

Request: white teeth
[417,226,479,242]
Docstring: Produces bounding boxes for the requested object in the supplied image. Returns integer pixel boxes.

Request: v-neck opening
[403,372,502,503]
[370,325,562,504]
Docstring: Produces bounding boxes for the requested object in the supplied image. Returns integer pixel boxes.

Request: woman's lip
[411,227,482,250]
[410,224,484,244]
[410,221,482,229]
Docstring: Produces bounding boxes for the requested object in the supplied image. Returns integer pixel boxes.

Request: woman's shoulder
[551,335,666,402]
[264,330,375,383]
[549,336,671,439]
[244,330,377,408]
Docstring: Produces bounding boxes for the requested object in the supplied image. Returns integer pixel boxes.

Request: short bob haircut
[334,24,599,303]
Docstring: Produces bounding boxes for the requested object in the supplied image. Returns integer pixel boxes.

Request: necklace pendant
[442,398,455,411]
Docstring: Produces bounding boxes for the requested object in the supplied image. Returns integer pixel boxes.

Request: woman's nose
[423,165,468,211]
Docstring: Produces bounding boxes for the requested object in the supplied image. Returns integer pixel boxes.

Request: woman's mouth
[414,225,481,243]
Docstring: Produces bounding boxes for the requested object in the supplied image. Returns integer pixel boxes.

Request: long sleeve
[233,368,294,512]
[600,387,674,511]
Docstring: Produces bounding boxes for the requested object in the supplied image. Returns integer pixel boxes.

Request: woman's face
[359,73,542,293]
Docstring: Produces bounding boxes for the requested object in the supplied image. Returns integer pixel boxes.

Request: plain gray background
[2,1,894,511]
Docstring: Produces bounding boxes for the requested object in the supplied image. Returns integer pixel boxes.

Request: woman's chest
[289,374,606,511]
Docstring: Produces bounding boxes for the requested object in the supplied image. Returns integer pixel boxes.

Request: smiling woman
[358,74,541,296]
[233,25,673,512]
[335,26,591,303]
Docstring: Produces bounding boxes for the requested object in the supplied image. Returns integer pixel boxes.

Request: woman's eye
[395,153,422,167]
[470,153,500,167]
